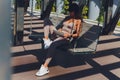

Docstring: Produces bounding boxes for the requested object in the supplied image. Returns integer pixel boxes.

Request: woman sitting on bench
[36,3,82,76]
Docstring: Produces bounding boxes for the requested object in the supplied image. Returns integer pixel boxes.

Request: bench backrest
[51,17,102,54]
[69,22,102,54]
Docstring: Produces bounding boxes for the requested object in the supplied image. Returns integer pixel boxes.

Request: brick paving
[11,13,120,80]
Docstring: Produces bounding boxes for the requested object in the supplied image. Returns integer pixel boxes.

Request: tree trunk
[40,0,55,20]
[107,1,120,34]
[77,0,87,19]
[68,0,72,6]
[102,0,113,35]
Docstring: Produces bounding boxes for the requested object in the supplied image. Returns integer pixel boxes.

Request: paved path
[114,27,120,36]
[11,11,120,80]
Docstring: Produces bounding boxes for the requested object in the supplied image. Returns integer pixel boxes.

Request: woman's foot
[43,38,52,49]
[36,65,49,76]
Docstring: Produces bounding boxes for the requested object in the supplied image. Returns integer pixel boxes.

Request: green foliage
[62,0,69,14]
[36,0,40,2]
[35,0,56,12]
[52,3,56,12]
[35,0,41,9]
[97,1,104,23]
[117,21,120,27]
[82,5,88,19]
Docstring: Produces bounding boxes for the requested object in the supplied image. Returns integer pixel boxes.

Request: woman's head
[68,3,80,18]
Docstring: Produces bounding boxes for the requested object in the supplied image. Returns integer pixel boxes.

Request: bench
[69,22,102,54]
[54,22,102,67]
[29,17,102,67]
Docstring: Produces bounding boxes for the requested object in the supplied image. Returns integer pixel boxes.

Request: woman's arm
[63,19,82,38]
[72,20,82,38]
[56,16,71,29]
[63,19,73,26]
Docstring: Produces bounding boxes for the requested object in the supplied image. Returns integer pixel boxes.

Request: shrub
[62,0,69,14]
[82,5,88,19]
[35,0,41,9]
[117,20,120,27]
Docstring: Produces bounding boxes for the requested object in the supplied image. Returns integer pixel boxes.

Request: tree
[40,0,86,20]
[106,1,120,34]
[102,0,120,35]
[78,0,87,18]
[40,0,55,20]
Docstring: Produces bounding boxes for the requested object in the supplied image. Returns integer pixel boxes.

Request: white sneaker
[36,65,49,76]
[43,38,52,49]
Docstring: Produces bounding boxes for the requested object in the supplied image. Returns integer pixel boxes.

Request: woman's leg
[44,25,50,39]
[43,39,70,67]
[43,18,56,49]
[43,57,52,68]
[43,25,56,49]
[44,18,55,38]
[36,39,70,76]
[44,25,56,39]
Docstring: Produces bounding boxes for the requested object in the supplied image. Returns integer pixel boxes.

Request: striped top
[61,19,81,35]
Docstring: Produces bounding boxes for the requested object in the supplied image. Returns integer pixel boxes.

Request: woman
[36,3,82,76]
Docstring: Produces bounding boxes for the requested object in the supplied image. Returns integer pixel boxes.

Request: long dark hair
[68,3,81,19]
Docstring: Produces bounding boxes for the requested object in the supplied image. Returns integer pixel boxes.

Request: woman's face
[70,11,75,17]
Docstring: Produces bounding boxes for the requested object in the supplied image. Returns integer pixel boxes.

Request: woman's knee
[44,18,53,26]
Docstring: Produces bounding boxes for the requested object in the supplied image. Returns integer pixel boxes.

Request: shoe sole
[35,71,49,77]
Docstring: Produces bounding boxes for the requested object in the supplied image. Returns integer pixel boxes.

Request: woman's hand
[72,34,78,38]
[58,28,62,32]
[64,33,71,38]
